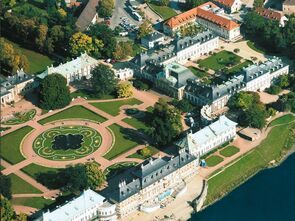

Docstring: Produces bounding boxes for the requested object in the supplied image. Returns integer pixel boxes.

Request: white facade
[141,32,165,49]
[36,189,116,221]
[114,68,134,80]
[38,53,99,84]
[185,115,237,156]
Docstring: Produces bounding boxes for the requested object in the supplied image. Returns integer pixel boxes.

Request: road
[110,0,141,29]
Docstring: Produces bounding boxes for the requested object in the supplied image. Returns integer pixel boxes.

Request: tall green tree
[0,174,11,199]
[85,162,105,189]
[97,0,114,17]
[185,0,207,9]
[138,20,153,39]
[39,73,71,110]
[61,165,88,193]
[148,98,183,146]
[0,196,14,221]
[90,64,119,97]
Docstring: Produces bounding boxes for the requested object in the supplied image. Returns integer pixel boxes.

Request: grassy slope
[0,126,34,164]
[11,197,54,209]
[90,98,143,116]
[38,105,106,125]
[9,174,42,194]
[21,164,60,180]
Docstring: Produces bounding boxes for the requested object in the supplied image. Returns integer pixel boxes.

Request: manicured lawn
[21,164,60,180]
[8,174,42,194]
[205,155,224,167]
[247,41,266,54]
[0,126,34,164]
[5,39,53,74]
[90,98,143,116]
[38,105,106,125]
[103,124,143,160]
[228,60,253,74]
[148,3,177,20]
[71,89,115,100]
[122,116,149,131]
[205,122,294,205]
[199,51,242,71]
[2,109,36,125]
[127,146,159,159]
[269,114,295,127]
[11,197,54,209]
[219,146,240,157]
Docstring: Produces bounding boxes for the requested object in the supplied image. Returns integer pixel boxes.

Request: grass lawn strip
[269,114,295,127]
[219,146,240,157]
[199,51,242,71]
[21,164,60,180]
[5,38,53,74]
[33,125,102,161]
[0,126,34,164]
[205,121,294,206]
[2,109,36,125]
[38,105,106,125]
[127,146,159,160]
[246,41,266,54]
[11,197,54,209]
[205,155,224,167]
[8,174,42,194]
[90,98,143,116]
[103,124,142,160]
[122,116,149,131]
[71,89,115,100]
[228,60,253,74]
[148,3,177,20]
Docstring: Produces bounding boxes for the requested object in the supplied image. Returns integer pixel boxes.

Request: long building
[164,2,241,41]
[176,115,237,157]
[101,149,198,218]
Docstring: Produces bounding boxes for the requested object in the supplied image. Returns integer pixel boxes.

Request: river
[190,153,295,221]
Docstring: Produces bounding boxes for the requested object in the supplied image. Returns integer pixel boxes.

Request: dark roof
[142,32,164,42]
[101,150,196,203]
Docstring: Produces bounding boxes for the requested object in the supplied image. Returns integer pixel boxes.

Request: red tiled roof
[213,0,236,7]
[164,1,240,31]
[255,7,283,21]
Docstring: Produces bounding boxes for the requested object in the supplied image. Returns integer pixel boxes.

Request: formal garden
[33,125,102,161]
[2,109,36,125]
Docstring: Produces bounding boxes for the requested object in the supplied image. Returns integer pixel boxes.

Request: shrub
[140,147,151,158]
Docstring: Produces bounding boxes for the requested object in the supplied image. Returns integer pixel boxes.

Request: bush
[133,79,151,91]
[140,147,151,158]
[267,85,282,95]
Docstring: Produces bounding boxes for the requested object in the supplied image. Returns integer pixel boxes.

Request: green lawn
[269,114,295,127]
[90,98,143,116]
[247,41,266,54]
[103,124,143,160]
[148,3,177,20]
[0,165,6,171]
[188,67,208,78]
[38,105,106,125]
[219,146,240,157]
[8,174,42,194]
[199,51,242,71]
[206,122,295,205]
[2,109,36,125]
[122,116,149,131]
[21,164,60,180]
[11,197,54,209]
[71,89,115,100]
[127,146,159,159]
[228,60,253,74]
[205,155,224,167]
[5,39,53,74]
[0,126,34,164]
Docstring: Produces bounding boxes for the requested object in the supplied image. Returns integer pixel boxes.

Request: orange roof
[213,0,236,7]
[70,1,82,7]
[164,7,198,29]
[165,1,240,31]
[256,8,283,21]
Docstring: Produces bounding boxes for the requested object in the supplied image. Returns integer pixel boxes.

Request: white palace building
[176,115,237,157]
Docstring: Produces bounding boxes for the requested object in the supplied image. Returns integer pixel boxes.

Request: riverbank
[201,116,295,208]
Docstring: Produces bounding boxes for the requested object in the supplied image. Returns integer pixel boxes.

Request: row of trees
[0,38,29,74]
[242,12,295,59]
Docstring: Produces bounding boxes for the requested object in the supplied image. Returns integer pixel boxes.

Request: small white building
[141,32,165,49]
[38,53,99,84]
[212,0,242,13]
[178,116,237,157]
[114,68,134,80]
[35,189,117,221]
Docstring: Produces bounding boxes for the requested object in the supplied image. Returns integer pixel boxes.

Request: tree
[113,41,133,60]
[239,104,267,129]
[61,165,88,193]
[117,82,133,98]
[228,91,260,110]
[97,0,114,18]
[15,213,27,221]
[0,174,11,199]
[39,73,71,110]
[90,64,119,97]
[140,147,152,158]
[277,75,289,88]
[148,98,183,146]
[185,0,207,9]
[35,24,48,51]
[85,162,106,189]
[267,85,282,95]
[159,0,170,6]
[0,196,14,221]
[138,20,153,39]
[172,99,193,113]
[69,32,94,57]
